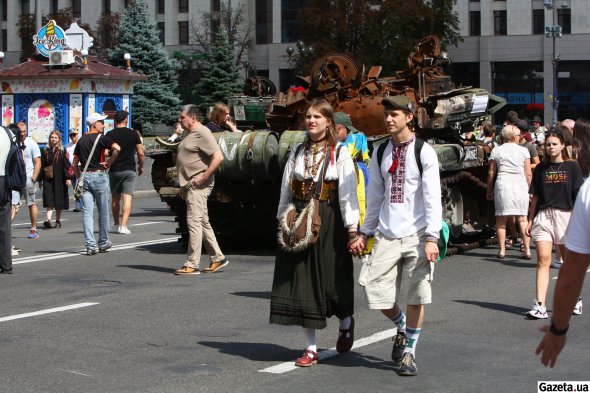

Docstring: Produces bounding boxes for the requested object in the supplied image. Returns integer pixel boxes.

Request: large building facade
[2,0,589,122]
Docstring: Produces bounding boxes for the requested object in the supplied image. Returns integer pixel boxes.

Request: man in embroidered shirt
[351,95,442,376]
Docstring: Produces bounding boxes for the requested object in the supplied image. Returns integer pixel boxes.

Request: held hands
[348,232,367,256]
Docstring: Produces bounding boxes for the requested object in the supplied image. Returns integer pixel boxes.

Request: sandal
[336,316,355,354]
[54,221,61,228]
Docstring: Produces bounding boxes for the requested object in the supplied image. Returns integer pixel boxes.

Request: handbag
[43,165,54,180]
[74,134,102,199]
[278,147,329,252]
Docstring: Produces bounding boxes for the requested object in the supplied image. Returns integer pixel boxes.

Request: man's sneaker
[110,225,120,234]
[27,229,39,239]
[11,246,20,256]
[391,332,407,367]
[573,298,583,315]
[551,259,563,269]
[526,300,548,319]
[397,352,418,376]
[118,226,131,235]
[98,241,112,253]
[174,266,200,275]
[86,248,97,256]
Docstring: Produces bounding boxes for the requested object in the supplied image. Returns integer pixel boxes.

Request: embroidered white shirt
[361,138,442,239]
[277,144,360,228]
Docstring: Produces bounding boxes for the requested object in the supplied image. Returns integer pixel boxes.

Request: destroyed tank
[148,36,506,249]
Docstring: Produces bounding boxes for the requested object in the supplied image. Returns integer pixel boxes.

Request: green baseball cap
[382,95,416,114]
[334,112,359,134]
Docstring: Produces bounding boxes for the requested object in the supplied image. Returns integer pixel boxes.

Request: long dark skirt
[270,200,354,329]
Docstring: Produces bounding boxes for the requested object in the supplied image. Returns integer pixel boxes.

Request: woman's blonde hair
[207,103,230,124]
[501,125,520,143]
[305,99,337,147]
[48,130,64,150]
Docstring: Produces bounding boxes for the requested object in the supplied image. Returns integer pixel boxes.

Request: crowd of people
[1,100,589,373]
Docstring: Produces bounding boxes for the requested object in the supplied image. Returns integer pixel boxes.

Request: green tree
[108,0,181,130]
[16,14,36,62]
[193,28,242,111]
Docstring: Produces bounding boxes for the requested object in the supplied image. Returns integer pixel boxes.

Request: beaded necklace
[304,141,329,178]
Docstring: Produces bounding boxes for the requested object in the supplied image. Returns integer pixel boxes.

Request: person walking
[351,95,442,376]
[108,110,144,235]
[270,99,360,367]
[17,122,41,239]
[72,113,121,255]
[66,129,83,212]
[525,130,584,319]
[174,104,228,275]
[486,125,532,259]
[535,177,590,367]
[40,130,72,229]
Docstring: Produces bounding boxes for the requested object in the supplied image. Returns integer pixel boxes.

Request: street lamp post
[285,41,314,75]
[544,0,569,127]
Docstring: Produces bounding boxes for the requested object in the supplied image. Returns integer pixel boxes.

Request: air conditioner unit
[48,50,75,66]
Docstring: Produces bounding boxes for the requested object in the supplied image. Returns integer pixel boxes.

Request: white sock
[303,328,317,353]
[403,326,421,357]
[339,316,352,330]
[389,309,406,334]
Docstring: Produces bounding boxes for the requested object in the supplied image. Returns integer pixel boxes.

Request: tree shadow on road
[118,264,176,273]
[455,300,530,316]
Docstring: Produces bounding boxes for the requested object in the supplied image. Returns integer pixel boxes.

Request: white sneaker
[551,259,563,269]
[526,299,548,319]
[119,226,131,235]
[573,298,583,315]
[110,225,120,234]
[11,247,20,256]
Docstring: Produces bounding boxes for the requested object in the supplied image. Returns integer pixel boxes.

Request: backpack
[375,136,449,260]
[2,126,27,191]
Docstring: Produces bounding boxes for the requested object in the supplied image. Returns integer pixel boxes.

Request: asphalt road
[3,197,589,393]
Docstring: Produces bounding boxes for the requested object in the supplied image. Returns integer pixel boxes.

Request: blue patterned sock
[403,326,421,356]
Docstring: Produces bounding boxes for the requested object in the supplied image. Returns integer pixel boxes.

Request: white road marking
[130,221,165,226]
[259,328,396,374]
[0,302,99,323]
[12,237,179,265]
[13,219,69,227]
[55,369,93,378]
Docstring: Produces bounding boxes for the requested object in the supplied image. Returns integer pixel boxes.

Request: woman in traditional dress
[525,130,584,319]
[486,125,532,259]
[41,130,72,228]
[270,99,360,367]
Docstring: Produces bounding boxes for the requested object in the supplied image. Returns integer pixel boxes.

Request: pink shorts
[530,208,572,245]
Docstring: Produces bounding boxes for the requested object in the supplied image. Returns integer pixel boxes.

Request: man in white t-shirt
[17,122,41,239]
[536,179,590,367]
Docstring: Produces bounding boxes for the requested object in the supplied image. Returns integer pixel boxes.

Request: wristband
[425,236,439,244]
[549,318,569,336]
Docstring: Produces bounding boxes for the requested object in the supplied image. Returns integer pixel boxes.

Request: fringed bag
[278,147,329,252]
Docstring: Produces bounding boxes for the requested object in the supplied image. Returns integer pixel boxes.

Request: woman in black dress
[41,130,72,228]
[270,99,360,367]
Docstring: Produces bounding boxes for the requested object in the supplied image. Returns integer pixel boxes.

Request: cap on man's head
[382,95,416,114]
[333,112,359,134]
[114,110,129,124]
[69,128,79,135]
[86,113,108,126]
[533,115,542,123]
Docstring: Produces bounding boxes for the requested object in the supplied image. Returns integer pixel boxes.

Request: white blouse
[277,144,360,228]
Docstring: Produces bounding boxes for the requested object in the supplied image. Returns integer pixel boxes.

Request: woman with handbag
[41,130,72,228]
[270,99,360,367]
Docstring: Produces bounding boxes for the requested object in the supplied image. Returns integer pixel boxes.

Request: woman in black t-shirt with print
[525,130,584,320]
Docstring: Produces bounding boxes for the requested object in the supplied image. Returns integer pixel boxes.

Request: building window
[558,8,571,35]
[73,0,81,18]
[3,0,8,21]
[103,0,111,14]
[179,0,188,13]
[178,21,189,45]
[158,0,165,14]
[21,0,31,15]
[494,10,507,36]
[532,9,544,35]
[157,22,165,44]
[256,0,272,44]
[469,11,481,36]
[50,0,59,14]
[1,29,7,52]
[282,0,307,43]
